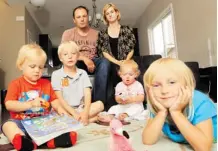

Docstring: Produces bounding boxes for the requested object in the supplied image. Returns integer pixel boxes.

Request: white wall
[136,0,217,67]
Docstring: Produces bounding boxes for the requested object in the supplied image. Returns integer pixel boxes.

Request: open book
[21,112,83,146]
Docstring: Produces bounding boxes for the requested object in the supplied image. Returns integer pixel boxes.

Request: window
[148,4,177,58]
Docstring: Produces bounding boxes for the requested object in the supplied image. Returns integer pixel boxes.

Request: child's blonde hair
[119,60,140,77]
[143,58,195,121]
[102,3,121,25]
[58,41,80,58]
[16,43,47,69]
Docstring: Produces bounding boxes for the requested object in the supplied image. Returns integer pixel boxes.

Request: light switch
[16,16,24,21]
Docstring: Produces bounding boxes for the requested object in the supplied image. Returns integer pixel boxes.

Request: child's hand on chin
[169,86,191,113]
[146,86,167,116]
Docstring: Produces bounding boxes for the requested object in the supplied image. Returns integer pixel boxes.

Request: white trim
[27,29,33,44]
[170,3,179,58]
[148,28,154,54]
[147,3,178,58]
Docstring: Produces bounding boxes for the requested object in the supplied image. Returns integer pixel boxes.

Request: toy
[109,119,135,151]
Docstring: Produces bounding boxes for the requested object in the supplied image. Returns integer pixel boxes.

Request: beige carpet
[0,120,217,151]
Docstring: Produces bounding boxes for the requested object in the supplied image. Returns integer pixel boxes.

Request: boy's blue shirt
[152,90,217,143]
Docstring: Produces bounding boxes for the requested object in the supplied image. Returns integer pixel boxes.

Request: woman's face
[151,68,182,108]
[105,7,119,24]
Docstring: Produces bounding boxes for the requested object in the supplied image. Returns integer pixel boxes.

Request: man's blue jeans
[76,58,111,104]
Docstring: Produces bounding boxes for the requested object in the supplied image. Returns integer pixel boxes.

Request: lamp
[89,0,103,28]
[30,0,46,8]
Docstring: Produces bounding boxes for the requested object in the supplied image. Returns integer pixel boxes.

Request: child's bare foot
[118,113,128,121]
[97,114,114,123]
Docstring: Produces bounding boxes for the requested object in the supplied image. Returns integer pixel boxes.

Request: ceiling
[7,0,152,46]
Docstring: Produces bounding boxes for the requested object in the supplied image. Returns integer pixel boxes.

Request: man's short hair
[72,6,89,18]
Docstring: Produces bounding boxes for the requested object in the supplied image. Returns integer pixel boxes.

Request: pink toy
[109,119,135,151]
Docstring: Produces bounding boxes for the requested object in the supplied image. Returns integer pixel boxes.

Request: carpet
[0,120,217,151]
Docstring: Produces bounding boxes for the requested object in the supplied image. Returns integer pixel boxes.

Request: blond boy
[1,44,77,150]
[51,41,104,125]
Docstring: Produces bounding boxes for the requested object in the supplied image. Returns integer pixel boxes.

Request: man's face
[73,8,89,29]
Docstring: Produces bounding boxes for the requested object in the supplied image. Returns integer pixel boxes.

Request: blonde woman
[142,58,217,151]
[97,3,135,65]
[97,3,136,104]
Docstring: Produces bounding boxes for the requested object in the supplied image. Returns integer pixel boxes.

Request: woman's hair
[16,43,47,69]
[58,41,80,58]
[102,3,121,25]
[143,58,195,121]
[119,60,140,77]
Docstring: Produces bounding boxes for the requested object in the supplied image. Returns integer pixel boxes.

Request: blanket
[0,120,217,151]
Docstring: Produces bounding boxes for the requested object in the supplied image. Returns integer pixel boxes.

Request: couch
[1,55,217,119]
[105,55,217,110]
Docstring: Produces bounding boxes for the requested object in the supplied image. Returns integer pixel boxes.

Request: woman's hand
[116,60,124,66]
[169,86,191,113]
[146,87,167,115]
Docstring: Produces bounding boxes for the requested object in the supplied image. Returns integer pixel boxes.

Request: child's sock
[47,131,77,148]
[12,134,37,151]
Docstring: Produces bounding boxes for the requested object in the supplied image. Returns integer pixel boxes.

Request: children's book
[21,112,83,146]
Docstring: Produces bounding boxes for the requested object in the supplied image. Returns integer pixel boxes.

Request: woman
[97,3,136,66]
[96,3,136,110]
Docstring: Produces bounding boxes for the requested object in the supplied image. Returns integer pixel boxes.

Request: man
[61,6,110,108]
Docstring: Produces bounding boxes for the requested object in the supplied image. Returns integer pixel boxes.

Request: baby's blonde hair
[119,60,140,77]
[58,41,80,58]
[16,43,47,69]
[143,58,195,120]
[102,3,121,25]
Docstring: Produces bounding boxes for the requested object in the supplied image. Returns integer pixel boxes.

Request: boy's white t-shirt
[51,67,92,107]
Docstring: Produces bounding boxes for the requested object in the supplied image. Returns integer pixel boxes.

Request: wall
[0,2,41,89]
[0,2,25,89]
[136,0,217,67]
[25,8,41,44]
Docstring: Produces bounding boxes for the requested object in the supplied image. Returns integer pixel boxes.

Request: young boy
[1,44,77,151]
[51,41,104,125]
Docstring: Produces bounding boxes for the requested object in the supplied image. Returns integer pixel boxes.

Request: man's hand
[79,111,89,126]
[83,58,95,73]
